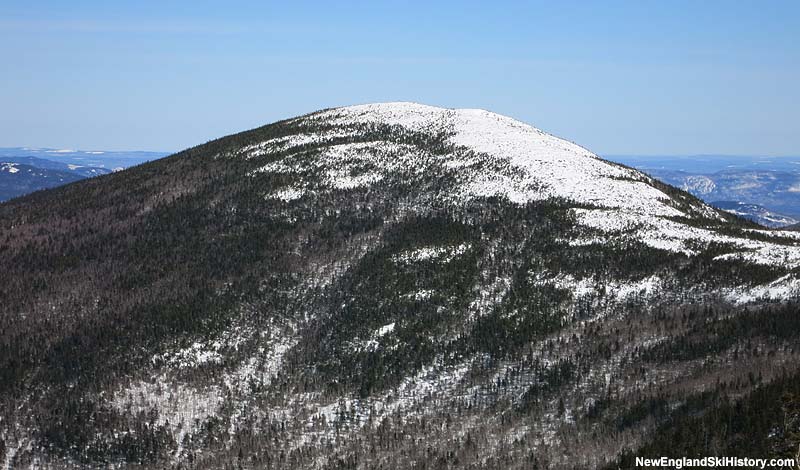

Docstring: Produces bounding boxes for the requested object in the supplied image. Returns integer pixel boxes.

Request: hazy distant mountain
[0,162,91,201]
[711,200,799,228]
[0,147,168,171]
[2,104,800,469]
[0,156,111,178]
[608,154,800,173]
[610,155,800,227]
[0,148,169,202]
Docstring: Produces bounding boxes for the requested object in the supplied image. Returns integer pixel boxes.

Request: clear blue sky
[1,1,798,155]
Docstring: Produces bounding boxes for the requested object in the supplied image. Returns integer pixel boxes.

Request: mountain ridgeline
[1,103,799,469]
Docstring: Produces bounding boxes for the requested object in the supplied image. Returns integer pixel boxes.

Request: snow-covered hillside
[243,103,800,293]
[3,103,800,470]
[312,103,685,214]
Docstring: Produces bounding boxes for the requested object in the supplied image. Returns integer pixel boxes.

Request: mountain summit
[249,102,798,269]
[2,103,800,469]
[255,102,695,213]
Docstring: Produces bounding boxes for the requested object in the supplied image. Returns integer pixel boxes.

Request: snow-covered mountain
[1,103,799,469]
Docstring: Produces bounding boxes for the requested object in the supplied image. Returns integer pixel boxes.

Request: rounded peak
[332,101,520,121]
[335,101,448,111]
[321,102,550,139]
[324,102,564,142]
[286,101,682,218]
[330,101,452,118]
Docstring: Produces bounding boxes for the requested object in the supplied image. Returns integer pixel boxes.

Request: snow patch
[375,322,395,337]
[393,243,470,264]
[111,377,224,450]
[1,163,19,174]
[574,207,800,265]
[724,274,800,304]
[271,187,305,201]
